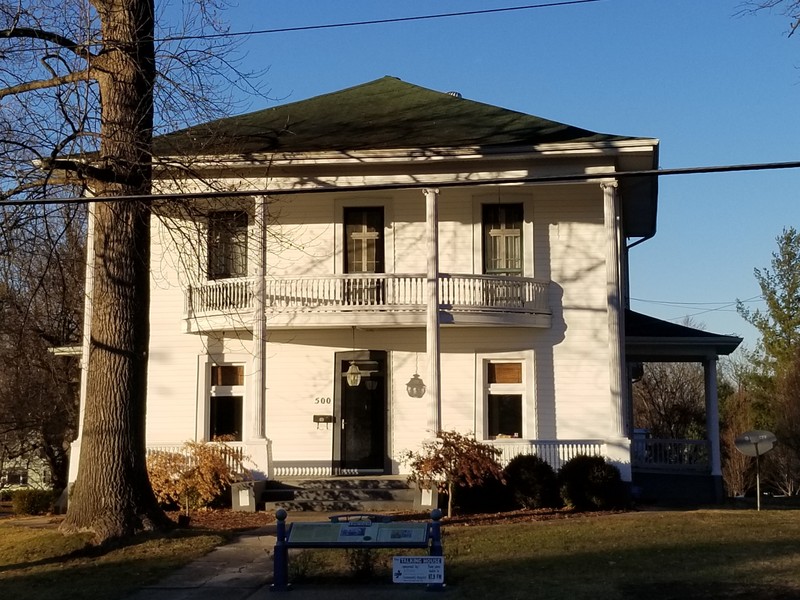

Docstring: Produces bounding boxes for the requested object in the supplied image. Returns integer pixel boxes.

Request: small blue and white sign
[392,556,444,584]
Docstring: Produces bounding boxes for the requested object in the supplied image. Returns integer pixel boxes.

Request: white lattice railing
[186,273,550,317]
[486,439,605,471]
[146,443,248,476]
[631,439,710,472]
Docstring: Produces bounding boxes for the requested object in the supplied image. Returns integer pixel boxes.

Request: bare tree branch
[0,68,91,99]
[0,26,94,60]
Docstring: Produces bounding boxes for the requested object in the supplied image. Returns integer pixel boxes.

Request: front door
[334,350,387,473]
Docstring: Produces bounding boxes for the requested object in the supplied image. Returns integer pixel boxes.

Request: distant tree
[737,227,800,377]
[0,204,84,491]
[736,228,800,494]
[720,387,755,496]
[633,362,707,439]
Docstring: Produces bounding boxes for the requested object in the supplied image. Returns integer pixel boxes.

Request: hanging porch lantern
[345,361,362,387]
[406,373,426,398]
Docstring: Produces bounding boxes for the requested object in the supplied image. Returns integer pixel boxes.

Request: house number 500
[315,397,332,405]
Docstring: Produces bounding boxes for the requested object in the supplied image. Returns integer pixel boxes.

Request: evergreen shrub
[558,454,625,511]
[503,454,561,509]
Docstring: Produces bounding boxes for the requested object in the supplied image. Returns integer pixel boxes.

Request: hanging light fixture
[345,327,361,387]
[365,378,378,391]
[346,361,362,387]
[406,353,426,398]
[406,372,426,398]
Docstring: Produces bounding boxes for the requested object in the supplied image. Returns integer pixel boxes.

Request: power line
[157,1,607,43]
[0,1,608,53]
[631,295,764,323]
[3,158,800,207]
[631,296,764,308]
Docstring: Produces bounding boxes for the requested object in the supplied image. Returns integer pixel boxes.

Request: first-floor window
[210,396,243,441]
[209,364,244,441]
[486,361,524,439]
[6,468,28,486]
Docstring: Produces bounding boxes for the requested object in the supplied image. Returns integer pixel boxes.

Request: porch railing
[486,439,604,471]
[631,439,710,472]
[185,273,550,317]
[185,278,254,315]
[146,443,248,476]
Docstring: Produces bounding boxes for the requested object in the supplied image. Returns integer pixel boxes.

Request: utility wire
[159,1,608,43]
[2,158,800,207]
[631,297,763,308]
[0,1,608,52]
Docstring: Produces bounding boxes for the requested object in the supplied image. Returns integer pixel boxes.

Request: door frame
[333,349,389,474]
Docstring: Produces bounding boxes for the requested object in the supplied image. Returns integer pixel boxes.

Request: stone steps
[262,477,416,513]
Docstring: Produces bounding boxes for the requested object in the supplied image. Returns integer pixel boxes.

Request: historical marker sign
[734,430,777,457]
[734,430,777,511]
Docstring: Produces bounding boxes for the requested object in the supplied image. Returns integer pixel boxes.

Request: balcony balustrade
[184,273,550,330]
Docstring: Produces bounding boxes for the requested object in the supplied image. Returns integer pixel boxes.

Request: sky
[185,0,799,351]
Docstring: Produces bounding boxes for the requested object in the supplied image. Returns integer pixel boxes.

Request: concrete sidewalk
[126,525,278,600]
[125,517,441,600]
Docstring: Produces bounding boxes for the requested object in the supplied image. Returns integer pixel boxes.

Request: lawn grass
[0,519,226,600]
[295,509,800,599]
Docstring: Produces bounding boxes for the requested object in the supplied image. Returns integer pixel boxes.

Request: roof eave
[154,138,659,171]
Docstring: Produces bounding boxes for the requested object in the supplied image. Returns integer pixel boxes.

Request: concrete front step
[262,477,417,513]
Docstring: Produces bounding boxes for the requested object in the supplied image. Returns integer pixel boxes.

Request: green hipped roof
[155,76,638,156]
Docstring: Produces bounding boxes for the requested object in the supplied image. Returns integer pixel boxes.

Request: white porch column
[602,181,628,438]
[251,195,267,440]
[424,188,442,434]
[68,203,96,483]
[704,358,722,478]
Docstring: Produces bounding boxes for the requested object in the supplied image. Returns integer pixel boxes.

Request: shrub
[503,454,561,509]
[558,454,625,511]
[11,489,58,515]
[454,471,513,514]
[402,430,505,518]
[147,439,250,515]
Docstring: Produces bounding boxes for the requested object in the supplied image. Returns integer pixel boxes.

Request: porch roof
[625,309,743,361]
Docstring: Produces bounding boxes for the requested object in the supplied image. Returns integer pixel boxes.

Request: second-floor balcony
[183,273,551,332]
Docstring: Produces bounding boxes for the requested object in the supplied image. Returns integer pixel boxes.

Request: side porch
[625,310,743,504]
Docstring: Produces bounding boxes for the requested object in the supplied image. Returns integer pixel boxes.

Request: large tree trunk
[61,0,170,543]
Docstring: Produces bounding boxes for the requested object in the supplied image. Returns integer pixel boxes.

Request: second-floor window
[344,207,384,274]
[208,211,248,280]
[483,204,523,275]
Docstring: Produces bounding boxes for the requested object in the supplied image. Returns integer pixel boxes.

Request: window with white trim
[6,468,28,486]
[344,207,384,274]
[483,204,523,275]
[209,365,244,441]
[208,211,248,280]
[486,361,524,439]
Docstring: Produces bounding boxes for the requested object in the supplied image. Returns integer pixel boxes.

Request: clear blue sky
[199,0,800,350]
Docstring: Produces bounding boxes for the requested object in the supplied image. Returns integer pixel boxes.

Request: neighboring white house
[68,77,740,500]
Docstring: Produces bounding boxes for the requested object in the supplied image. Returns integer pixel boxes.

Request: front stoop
[262,476,416,513]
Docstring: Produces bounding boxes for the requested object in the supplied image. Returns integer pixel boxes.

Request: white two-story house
[69,77,740,501]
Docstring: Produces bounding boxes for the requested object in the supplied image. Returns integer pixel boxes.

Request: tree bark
[61,0,170,543]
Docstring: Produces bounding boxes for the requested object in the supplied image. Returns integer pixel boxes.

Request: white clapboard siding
[536,189,611,440]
